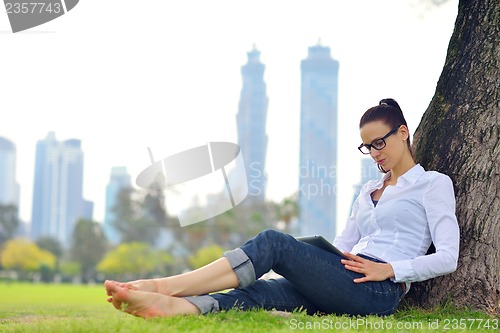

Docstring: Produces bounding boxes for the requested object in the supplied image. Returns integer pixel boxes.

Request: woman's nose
[370,148,381,158]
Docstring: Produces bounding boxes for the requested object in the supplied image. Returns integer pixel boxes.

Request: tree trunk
[406,0,499,314]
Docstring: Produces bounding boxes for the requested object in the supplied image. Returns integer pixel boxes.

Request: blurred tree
[274,194,299,233]
[178,198,278,253]
[183,219,211,251]
[143,185,168,227]
[97,242,172,278]
[112,187,166,244]
[232,201,276,243]
[0,204,19,247]
[36,237,63,281]
[59,261,81,280]
[188,244,225,270]
[209,209,237,247]
[406,0,499,314]
[36,236,63,265]
[71,219,107,283]
[0,239,55,276]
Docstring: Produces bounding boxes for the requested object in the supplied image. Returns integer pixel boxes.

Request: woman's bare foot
[104,280,199,318]
[106,279,165,294]
[108,279,159,293]
[106,257,238,298]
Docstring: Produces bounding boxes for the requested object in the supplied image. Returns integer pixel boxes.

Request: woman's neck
[388,155,416,184]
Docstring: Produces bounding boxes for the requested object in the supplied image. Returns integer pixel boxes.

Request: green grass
[0,283,497,332]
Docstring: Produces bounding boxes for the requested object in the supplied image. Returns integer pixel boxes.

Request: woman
[105,98,460,318]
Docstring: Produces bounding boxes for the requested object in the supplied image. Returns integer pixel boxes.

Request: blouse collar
[374,164,425,188]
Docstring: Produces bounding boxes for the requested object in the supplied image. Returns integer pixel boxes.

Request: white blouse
[333,164,459,286]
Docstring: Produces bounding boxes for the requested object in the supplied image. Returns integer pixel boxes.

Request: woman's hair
[359,98,414,172]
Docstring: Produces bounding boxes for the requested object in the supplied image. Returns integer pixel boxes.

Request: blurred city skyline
[0,0,458,237]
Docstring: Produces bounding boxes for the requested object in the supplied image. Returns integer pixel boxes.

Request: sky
[0,0,458,236]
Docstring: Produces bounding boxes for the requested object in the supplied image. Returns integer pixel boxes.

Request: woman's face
[359,120,408,171]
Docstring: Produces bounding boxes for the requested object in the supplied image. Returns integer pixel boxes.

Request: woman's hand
[341,252,395,283]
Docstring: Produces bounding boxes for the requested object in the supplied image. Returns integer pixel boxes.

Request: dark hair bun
[379,98,401,110]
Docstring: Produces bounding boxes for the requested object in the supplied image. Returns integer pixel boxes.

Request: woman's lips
[376,159,386,165]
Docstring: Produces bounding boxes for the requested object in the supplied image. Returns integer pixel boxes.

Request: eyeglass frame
[357,126,401,154]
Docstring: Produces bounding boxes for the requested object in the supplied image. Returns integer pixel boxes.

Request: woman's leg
[107,257,239,297]
[105,277,320,318]
[107,229,403,316]
[185,229,403,316]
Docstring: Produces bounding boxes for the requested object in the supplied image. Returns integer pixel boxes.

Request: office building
[236,45,269,203]
[31,132,92,247]
[0,136,20,208]
[103,166,131,244]
[298,42,339,240]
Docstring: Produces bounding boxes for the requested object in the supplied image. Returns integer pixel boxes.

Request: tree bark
[406,0,499,314]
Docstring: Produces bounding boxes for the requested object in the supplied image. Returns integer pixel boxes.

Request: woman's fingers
[342,252,366,262]
[353,276,368,283]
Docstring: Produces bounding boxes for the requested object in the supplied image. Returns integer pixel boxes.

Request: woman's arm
[332,190,362,252]
[389,174,460,282]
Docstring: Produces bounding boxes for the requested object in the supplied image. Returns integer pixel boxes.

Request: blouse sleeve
[389,174,460,282]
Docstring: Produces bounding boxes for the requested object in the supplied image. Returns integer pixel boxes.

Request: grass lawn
[0,283,497,332]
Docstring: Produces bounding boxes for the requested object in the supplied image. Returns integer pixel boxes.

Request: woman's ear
[399,125,410,141]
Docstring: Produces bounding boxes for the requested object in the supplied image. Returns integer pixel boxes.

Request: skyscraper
[31,132,92,247]
[298,42,339,241]
[104,166,131,244]
[236,45,269,202]
[0,137,20,208]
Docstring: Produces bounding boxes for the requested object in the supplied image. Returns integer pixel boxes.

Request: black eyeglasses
[358,127,400,154]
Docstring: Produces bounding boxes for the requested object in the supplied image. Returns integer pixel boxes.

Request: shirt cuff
[389,259,415,282]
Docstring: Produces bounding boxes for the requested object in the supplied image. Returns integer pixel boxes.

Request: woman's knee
[258,228,284,241]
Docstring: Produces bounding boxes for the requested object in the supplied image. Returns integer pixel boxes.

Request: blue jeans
[185,229,404,316]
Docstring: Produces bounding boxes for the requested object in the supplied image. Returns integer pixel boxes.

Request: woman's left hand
[341,252,395,283]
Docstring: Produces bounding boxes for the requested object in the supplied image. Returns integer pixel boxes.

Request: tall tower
[31,132,91,247]
[298,42,339,240]
[104,166,131,244]
[0,137,20,208]
[236,45,269,202]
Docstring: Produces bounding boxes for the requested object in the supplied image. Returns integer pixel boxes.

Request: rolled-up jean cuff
[223,248,256,288]
[184,295,220,315]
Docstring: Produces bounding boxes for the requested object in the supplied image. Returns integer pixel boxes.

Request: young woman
[105,98,460,318]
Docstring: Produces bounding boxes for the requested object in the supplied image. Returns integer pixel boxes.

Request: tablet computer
[296,235,349,259]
